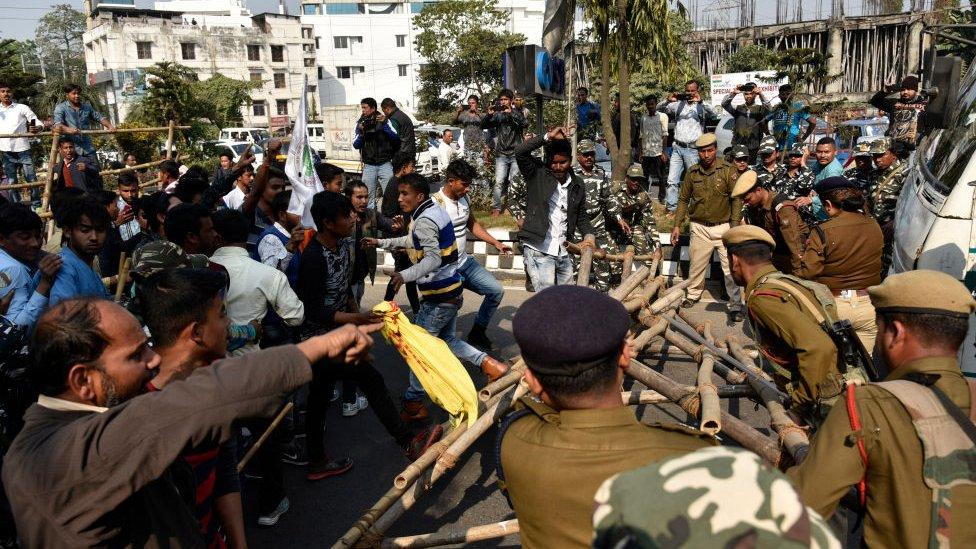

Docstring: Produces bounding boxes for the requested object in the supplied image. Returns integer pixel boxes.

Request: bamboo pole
[165,120,176,160]
[575,234,596,287]
[392,422,467,490]
[478,359,525,402]
[609,264,651,301]
[620,245,634,282]
[0,125,191,139]
[97,158,168,176]
[0,181,46,191]
[621,389,670,405]
[236,402,294,472]
[114,255,131,302]
[380,519,520,548]
[627,359,782,465]
[139,175,162,190]
[726,336,774,382]
[623,276,664,313]
[697,352,722,436]
[563,241,656,262]
[42,128,60,240]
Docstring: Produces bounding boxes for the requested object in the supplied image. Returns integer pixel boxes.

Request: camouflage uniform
[613,164,660,268]
[845,140,875,195]
[754,162,786,193]
[770,165,813,199]
[594,446,840,549]
[573,159,622,292]
[868,158,907,227]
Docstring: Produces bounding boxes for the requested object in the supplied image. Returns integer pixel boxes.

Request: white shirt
[0,102,39,152]
[257,223,295,272]
[527,179,570,257]
[437,141,460,172]
[663,100,715,145]
[433,190,470,263]
[209,246,304,355]
[223,185,247,210]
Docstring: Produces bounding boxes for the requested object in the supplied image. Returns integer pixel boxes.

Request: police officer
[729,144,751,176]
[614,164,660,269]
[789,270,976,548]
[753,136,784,189]
[723,225,848,426]
[573,139,628,291]
[844,140,874,195]
[670,133,743,322]
[732,170,808,274]
[499,285,713,549]
[868,138,909,274]
[797,176,884,352]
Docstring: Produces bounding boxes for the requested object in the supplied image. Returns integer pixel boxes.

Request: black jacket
[514,135,592,250]
[481,109,526,156]
[388,108,416,164]
[52,155,104,194]
[355,116,400,166]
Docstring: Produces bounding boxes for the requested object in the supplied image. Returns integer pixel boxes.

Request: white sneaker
[342,395,368,417]
[257,496,289,527]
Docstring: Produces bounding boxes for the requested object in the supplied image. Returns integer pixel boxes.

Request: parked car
[202,141,264,166]
[219,127,271,144]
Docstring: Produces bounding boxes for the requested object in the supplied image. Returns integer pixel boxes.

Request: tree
[34,4,86,82]
[192,74,258,128]
[579,0,684,181]
[0,40,43,105]
[721,44,778,73]
[413,0,525,117]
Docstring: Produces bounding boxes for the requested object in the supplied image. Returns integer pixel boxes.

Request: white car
[219,127,271,144]
[891,56,976,376]
[203,141,264,166]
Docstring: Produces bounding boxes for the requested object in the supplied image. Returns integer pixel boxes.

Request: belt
[674,140,693,148]
[831,289,869,298]
[692,220,728,227]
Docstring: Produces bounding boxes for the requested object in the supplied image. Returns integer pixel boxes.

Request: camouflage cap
[731,144,750,159]
[758,136,778,154]
[869,137,890,155]
[626,163,647,180]
[786,144,806,157]
[852,140,873,157]
[130,240,192,281]
[577,139,597,154]
[592,446,840,549]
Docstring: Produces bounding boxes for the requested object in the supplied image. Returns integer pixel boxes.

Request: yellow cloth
[372,300,478,427]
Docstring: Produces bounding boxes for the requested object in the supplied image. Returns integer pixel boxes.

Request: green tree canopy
[34,4,86,82]
[0,40,43,105]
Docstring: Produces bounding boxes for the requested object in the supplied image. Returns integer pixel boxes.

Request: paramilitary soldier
[797,176,884,352]
[844,141,875,195]
[753,136,785,189]
[498,285,713,549]
[868,138,909,274]
[732,170,808,275]
[789,270,976,549]
[613,164,661,269]
[724,225,865,427]
[573,139,629,291]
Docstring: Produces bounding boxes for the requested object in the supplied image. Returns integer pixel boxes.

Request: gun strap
[845,384,869,507]
[759,278,829,325]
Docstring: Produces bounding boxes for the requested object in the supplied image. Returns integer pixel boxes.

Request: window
[252,100,266,117]
[136,41,151,60]
[333,36,362,49]
[273,72,286,89]
[317,66,323,79]
[326,3,359,14]
[315,37,320,49]
[398,64,408,77]
[276,99,289,115]
[304,58,315,67]
[301,27,313,39]
[271,45,284,62]
[180,42,195,60]
[249,72,262,84]
[247,44,260,61]
[335,66,364,79]
[302,3,320,15]
[395,35,406,47]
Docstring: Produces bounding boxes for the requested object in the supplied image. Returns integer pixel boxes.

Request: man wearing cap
[573,140,628,291]
[722,83,771,163]
[844,141,876,195]
[868,138,909,274]
[773,144,815,199]
[789,270,976,548]
[732,170,807,274]
[671,133,743,321]
[614,164,661,270]
[498,285,714,549]
[723,225,845,425]
[729,144,751,176]
[753,136,785,190]
[870,75,929,146]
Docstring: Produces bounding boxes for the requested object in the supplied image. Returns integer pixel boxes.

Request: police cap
[695,133,717,149]
[868,270,976,319]
[722,225,776,251]
[731,170,759,197]
[130,240,191,281]
[758,136,777,154]
[730,144,750,159]
[869,138,890,155]
[786,144,805,157]
[626,163,646,180]
[815,176,858,195]
[513,286,630,376]
[853,141,873,157]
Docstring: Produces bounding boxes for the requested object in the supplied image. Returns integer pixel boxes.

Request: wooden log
[114,256,131,302]
[697,352,722,436]
[165,120,176,160]
[575,234,596,287]
[609,264,651,301]
[620,245,635,282]
[621,389,670,405]
[623,276,664,313]
[726,336,774,382]
[478,359,525,402]
[237,402,294,472]
[380,519,520,548]
[563,241,656,262]
[97,158,169,176]
[627,359,782,465]
[0,181,46,191]
[393,422,467,490]
[138,175,162,190]
[632,314,668,352]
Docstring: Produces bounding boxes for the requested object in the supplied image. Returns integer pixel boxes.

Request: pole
[166,120,176,160]
[43,129,60,239]
[535,95,544,135]
[236,402,294,472]
[380,519,520,548]
[575,234,595,286]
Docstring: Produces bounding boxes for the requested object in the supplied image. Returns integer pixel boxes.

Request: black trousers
[641,155,667,198]
[238,411,289,513]
[305,359,412,463]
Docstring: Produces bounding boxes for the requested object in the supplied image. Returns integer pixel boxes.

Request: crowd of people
[0,70,971,549]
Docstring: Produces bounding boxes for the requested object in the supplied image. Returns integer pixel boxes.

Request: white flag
[285,75,323,227]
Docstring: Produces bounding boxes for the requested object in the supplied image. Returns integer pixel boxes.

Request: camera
[675,93,691,101]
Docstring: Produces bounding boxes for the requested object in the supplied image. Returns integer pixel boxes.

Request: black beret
[513,286,630,376]
[815,176,857,194]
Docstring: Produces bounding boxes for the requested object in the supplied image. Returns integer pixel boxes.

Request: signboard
[503,44,567,100]
[270,115,290,130]
[709,71,788,108]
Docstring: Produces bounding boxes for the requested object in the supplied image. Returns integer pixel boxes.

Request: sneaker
[330,388,340,402]
[306,456,353,481]
[400,400,429,423]
[281,440,308,466]
[257,496,290,527]
[342,395,368,417]
[405,424,444,461]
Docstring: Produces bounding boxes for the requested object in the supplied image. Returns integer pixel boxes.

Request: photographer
[870,75,929,146]
[353,97,401,210]
[659,80,718,213]
[480,89,527,217]
[721,82,770,163]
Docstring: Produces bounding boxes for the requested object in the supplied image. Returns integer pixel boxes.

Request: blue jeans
[666,144,700,211]
[405,297,487,401]
[457,256,503,328]
[493,154,518,211]
[522,247,574,293]
[1,150,38,204]
[362,161,394,209]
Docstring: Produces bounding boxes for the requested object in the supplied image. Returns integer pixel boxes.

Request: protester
[0,204,61,329]
[165,203,218,258]
[379,155,420,313]
[575,87,601,141]
[870,75,929,146]
[254,190,304,283]
[115,173,141,249]
[354,97,400,209]
[436,129,460,176]
[770,84,817,151]
[0,82,41,205]
[454,95,485,165]
[91,189,125,279]
[243,160,287,253]
[314,162,345,194]
[659,80,717,213]
[52,137,103,194]
[481,88,527,216]
[158,159,181,193]
[2,296,380,547]
[639,95,669,197]
[812,137,843,184]
[222,164,254,210]
[381,98,416,166]
[722,82,771,162]
[52,83,115,165]
[344,180,397,305]
[49,196,111,305]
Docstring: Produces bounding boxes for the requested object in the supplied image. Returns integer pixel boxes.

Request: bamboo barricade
[621,389,670,405]
[477,359,525,402]
[114,254,130,302]
[697,351,722,436]
[236,402,294,473]
[564,240,656,262]
[0,124,192,140]
[575,234,596,286]
[726,336,774,383]
[608,264,652,301]
[380,519,520,548]
[620,245,635,282]
[42,129,60,241]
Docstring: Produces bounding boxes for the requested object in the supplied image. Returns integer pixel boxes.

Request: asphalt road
[243,282,767,548]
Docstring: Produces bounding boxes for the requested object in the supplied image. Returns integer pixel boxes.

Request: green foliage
[412,0,525,117]
[721,44,778,73]
[0,40,43,105]
[937,8,976,66]
[34,4,86,82]
[30,77,106,120]
[192,74,257,128]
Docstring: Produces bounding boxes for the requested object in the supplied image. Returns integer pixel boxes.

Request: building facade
[298,0,547,110]
[83,2,318,127]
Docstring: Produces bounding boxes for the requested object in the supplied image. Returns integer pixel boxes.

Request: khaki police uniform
[673,133,743,307]
[734,170,809,275]
[789,271,976,549]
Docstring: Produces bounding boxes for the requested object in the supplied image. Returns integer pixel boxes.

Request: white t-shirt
[433,190,470,263]
[223,185,247,210]
[0,103,39,153]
